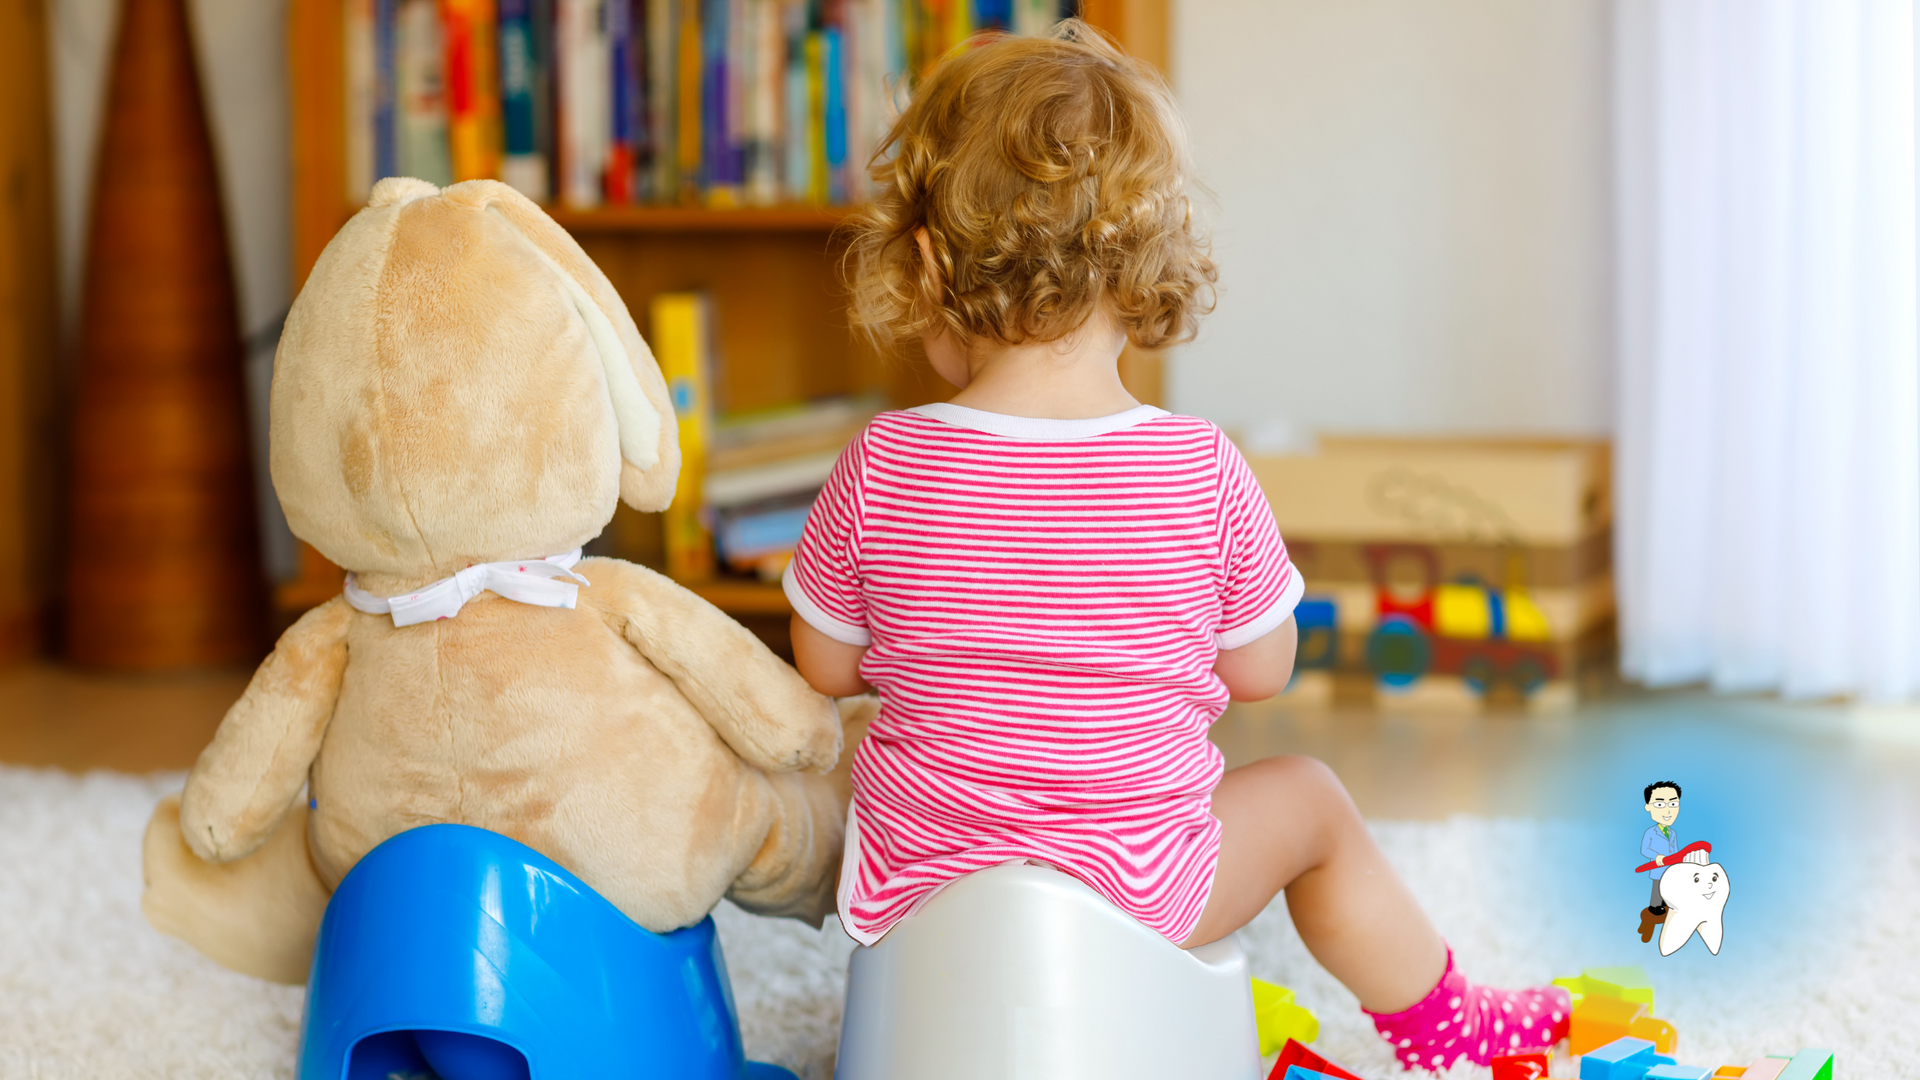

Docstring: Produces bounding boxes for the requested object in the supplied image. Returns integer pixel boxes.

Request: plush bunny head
[270,179,678,582]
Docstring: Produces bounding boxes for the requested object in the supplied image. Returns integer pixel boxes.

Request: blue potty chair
[297,824,798,1080]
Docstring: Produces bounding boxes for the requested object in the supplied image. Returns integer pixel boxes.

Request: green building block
[1551,965,1655,1012]
[1773,1049,1834,1080]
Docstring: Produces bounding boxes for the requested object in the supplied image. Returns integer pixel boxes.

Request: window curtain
[1613,0,1920,700]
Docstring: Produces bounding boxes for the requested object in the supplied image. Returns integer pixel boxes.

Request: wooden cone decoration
[66,0,265,668]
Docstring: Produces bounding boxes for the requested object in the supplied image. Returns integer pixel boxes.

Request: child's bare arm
[1213,616,1298,701]
[791,615,871,697]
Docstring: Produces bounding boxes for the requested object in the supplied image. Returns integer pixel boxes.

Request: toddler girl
[784,22,1568,1072]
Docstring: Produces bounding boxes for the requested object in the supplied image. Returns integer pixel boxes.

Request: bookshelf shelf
[685,580,794,616]
[549,204,854,234]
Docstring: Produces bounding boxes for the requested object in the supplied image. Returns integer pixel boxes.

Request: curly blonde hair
[844,20,1216,352]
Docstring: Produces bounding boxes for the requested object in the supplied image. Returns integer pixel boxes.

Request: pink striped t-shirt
[783,403,1302,945]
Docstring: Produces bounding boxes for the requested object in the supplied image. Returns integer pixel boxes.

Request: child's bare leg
[1179,755,1445,1013]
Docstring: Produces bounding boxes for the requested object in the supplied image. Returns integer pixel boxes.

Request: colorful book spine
[556,0,610,206]
[647,0,680,200]
[700,0,738,204]
[822,25,846,203]
[497,0,550,199]
[395,0,454,185]
[355,0,1073,208]
[782,1,810,199]
[344,0,377,201]
[374,0,397,181]
[743,0,781,204]
[726,0,748,187]
[444,0,502,182]
[845,0,890,200]
[651,292,717,581]
[676,0,704,199]
[530,0,556,186]
[606,0,639,201]
[804,29,827,203]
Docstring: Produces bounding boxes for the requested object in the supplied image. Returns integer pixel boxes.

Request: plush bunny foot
[1365,947,1570,1071]
[142,793,330,984]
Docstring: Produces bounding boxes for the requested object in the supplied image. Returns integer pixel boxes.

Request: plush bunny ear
[494,210,661,471]
[463,182,680,510]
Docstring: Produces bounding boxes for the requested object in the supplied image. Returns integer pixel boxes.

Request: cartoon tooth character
[1638,781,1684,939]
[1658,856,1729,956]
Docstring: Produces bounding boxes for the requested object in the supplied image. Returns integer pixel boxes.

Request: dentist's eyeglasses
[1651,800,1679,808]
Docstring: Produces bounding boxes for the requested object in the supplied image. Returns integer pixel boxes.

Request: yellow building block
[1552,965,1655,1012]
[1251,979,1319,1055]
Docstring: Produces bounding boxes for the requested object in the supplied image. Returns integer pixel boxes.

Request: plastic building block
[296,824,799,1080]
[1571,995,1677,1056]
[1251,978,1321,1054]
[1491,1049,1552,1079]
[1553,966,1656,1012]
[1644,1067,1713,1080]
[1268,1039,1364,1080]
[1579,1036,1676,1080]
[1726,1058,1789,1080]
[1283,1069,1332,1080]
[1711,1069,1746,1079]
[1774,1050,1834,1080]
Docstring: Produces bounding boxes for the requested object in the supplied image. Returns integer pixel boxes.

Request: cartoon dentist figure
[1637,781,1683,940]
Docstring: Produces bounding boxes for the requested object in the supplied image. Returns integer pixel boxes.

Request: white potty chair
[834,864,1263,1080]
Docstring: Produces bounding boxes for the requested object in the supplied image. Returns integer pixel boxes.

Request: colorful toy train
[1293,544,1564,699]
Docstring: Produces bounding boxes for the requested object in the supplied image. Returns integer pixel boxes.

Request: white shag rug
[3,766,1914,1079]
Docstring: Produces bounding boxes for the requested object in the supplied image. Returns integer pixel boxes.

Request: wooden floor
[0,662,249,773]
[5,661,1915,825]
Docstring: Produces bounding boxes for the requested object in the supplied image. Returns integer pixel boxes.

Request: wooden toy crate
[1246,437,1615,713]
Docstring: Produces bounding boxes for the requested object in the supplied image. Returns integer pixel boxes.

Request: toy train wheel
[1366,616,1431,688]
[1461,656,1496,694]
[1509,657,1549,695]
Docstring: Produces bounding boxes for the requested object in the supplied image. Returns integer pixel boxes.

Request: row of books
[345,0,1078,209]
[649,291,879,581]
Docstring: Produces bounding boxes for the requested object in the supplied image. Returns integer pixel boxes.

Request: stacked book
[344,0,1075,209]
[649,290,879,582]
[706,395,882,579]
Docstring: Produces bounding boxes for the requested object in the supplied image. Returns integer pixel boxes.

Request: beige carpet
[2,765,1912,1079]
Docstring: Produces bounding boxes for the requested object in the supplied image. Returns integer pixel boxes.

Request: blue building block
[1775,1049,1835,1080]
[1643,1066,1712,1080]
[297,824,798,1080]
[1283,1068,1332,1080]
[1581,1036,1678,1080]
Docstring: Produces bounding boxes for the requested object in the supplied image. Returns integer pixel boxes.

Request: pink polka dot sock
[1363,947,1571,1072]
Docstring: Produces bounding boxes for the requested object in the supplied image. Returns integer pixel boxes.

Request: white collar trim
[343,549,589,627]
[906,403,1168,440]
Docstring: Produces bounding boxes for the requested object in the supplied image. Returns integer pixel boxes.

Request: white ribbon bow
[342,550,590,627]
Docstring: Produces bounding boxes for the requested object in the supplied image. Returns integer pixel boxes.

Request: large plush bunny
[141,178,868,984]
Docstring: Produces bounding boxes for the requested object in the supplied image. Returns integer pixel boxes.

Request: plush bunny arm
[588,559,842,773]
[180,598,353,863]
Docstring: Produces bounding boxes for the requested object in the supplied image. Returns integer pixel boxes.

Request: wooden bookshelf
[685,580,793,616]
[283,0,1167,622]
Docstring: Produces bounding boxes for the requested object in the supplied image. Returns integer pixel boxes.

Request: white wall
[1169,0,1613,439]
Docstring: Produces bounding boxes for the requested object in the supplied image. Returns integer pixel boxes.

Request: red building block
[1268,1039,1365,1080]
[1492,1050,1552,1079]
